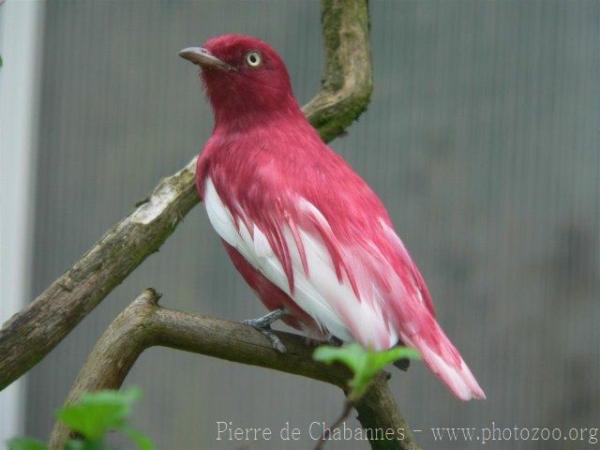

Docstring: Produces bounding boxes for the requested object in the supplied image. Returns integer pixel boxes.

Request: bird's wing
[204,174,432,350]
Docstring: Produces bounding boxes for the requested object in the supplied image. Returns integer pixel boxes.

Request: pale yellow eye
[245,51,262,68]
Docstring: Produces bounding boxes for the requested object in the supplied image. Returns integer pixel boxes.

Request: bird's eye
[245,51,262,68]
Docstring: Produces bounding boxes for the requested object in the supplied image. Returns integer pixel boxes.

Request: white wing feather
[204,177,398,349]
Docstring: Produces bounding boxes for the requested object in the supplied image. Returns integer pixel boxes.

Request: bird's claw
[327,335,344,346]
[243,309,288,353]
[262,326,287,353]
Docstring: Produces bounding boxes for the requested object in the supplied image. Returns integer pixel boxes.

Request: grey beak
[178,47,235,71]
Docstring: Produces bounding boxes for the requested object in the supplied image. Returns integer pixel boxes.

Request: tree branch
[48,290,420,450]
[303,0,372,141]
[0,0,373,390]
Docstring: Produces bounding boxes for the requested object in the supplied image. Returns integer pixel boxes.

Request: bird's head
[180,34,300,127]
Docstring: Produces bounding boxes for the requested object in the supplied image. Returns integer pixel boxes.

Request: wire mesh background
[24,1,599,449]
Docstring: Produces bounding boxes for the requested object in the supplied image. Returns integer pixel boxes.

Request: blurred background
[1,1,599,449]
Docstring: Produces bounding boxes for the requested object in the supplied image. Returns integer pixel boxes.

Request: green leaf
[314,344,420,400]
[64,439,105,450]
[64,440,86,450]
[57,388,141,440]
[120,426,155,450]
[7,437,49,450]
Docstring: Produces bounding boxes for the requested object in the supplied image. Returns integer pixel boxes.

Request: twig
[315,400,354,450]
[48,290,420,450]
[0,0,373,390]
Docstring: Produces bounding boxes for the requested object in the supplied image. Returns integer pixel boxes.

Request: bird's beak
[178,47,235,71]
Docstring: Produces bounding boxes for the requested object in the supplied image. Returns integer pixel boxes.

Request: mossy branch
[303,0,373,141]
[0,0,373,390]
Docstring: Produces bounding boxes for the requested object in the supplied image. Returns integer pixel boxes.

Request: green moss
[311,0,373,143]
[311,86,373,143]
[321,0,345,92]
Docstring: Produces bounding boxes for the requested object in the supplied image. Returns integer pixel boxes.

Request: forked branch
[48,290,420,450]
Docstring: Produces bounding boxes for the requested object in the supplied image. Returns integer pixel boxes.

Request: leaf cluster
[8,388,154,450]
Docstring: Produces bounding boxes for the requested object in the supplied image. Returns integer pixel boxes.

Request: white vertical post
[0,0,45,442]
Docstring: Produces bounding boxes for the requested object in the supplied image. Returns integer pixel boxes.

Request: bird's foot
[393,358,411,371]
[243,308,287,329]
[393,338,411,371]
[243,309,288,353]
[327,335,344,346]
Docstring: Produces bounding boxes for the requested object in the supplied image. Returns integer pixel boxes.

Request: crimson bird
[180,34,485,401]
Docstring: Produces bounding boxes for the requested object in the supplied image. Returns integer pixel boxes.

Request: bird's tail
[401,321,486,401]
